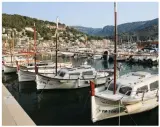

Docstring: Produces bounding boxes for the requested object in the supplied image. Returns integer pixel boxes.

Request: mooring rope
[38,78,50,101]
[128,113,137,125]
[82,92,90,113]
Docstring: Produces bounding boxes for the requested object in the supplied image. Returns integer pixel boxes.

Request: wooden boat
[3,64,17,73]
[90,3,158,123]
[18,62,72,82]
[36,65,114,90]
[90,71,158,122]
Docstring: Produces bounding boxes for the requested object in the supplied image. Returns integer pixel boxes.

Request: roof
[59,65,95,74]
[115,71,152,87]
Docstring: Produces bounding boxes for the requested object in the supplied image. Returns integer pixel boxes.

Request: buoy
[125,102,142,113]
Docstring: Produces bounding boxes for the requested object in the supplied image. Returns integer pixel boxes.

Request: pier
[2,84,36,126]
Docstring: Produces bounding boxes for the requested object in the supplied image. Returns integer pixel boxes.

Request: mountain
[72,18,158,40]
[72,26,102,35]
[2,13,105,42]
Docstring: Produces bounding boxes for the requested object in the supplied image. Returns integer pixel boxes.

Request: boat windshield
[58,71,66,77]
[107,83,119,91]
[119,86,132,96]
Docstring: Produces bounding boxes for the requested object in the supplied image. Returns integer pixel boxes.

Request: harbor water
[2,56,158,125]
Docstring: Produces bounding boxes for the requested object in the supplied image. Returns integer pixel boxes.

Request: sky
[2,2,159,28]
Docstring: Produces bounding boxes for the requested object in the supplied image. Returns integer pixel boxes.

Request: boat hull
[18,68,56,82]
[18,69,36,82]
[3,64,17,73]
[91,96,158,123]
[36,74,110,90]
[92,55,102,60]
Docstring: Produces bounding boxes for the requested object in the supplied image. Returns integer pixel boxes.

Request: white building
[2,28,5,33]
[25,27,34,32]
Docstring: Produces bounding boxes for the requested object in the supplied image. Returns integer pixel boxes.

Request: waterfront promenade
[2,85,36,126]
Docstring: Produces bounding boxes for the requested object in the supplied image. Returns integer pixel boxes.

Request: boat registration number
[101,107,124,114]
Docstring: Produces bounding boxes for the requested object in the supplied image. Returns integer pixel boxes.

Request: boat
[18,62,72,82]
[103,50,110,61]
[3,64,17,73]
[60,51,74,57]
[90,71,158,122]
[92,54,102,60]
[90,2,158,123]
[36,64,114,90]
[2,54,34,72]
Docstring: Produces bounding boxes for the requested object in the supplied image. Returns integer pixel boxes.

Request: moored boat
[36,65,113,90]
[18,62,73,82]
[3,64,17,73]
[92,54,102,60]
[90,71,159,122]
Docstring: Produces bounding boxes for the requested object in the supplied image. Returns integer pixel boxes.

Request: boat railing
[119,88,159,102]
[38,73,109,81]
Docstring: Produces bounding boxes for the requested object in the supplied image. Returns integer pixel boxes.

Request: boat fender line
[127,113,137,125]
[125,102,142,113]
[82,92,90,113]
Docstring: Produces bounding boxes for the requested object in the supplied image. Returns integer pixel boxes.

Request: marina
[2,1,159,126]
[2,58,158,125]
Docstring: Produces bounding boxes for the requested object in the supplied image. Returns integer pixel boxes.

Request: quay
[2,84,36,126]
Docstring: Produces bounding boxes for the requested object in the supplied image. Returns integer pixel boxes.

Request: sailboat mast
[55,17,59,75]
[113,2,117,94]
[34,23,37,73]
[9,39,13,64]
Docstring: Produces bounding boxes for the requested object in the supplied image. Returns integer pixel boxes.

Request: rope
[128,113,137,125]
[118,100,121,126]
[81,93,90,113]
[38,78,50,101]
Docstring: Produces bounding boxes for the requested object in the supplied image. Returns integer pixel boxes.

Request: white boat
[3,64,17,73]
[36,65,113,90]
[60,51,74,57]
[2,55,16,63]
[26,61,54,69]
[90,71,158,122]
[18,62,73,82]
[92,54,102,60]
[144,56,158,65]
[15,56,33,62]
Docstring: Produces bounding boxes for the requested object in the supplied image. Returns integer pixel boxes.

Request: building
[137,40,158,49]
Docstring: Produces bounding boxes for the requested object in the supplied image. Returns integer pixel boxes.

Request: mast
[9,39,13,64]
[34,23,37,73]
[113,2,117,94]
[55,17,59,75]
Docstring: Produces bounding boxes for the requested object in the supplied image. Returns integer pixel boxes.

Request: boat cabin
[27,61,53,67]
[105,72,158,97]
[56,65,97,79]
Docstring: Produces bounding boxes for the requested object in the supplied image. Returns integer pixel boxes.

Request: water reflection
[2,72,18,83]
[18,82,38,115]
[102,60,110,69]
